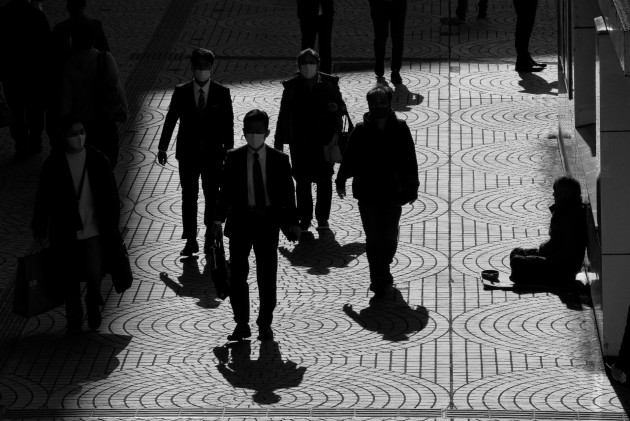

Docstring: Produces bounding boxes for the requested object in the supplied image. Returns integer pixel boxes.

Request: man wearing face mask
[32,116,121,333]
[274,48,347,233]
[157,48,234,257]
[335,85,419,298]
[213,109,300,342]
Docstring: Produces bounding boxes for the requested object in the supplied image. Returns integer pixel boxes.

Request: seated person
[510,176,587,285]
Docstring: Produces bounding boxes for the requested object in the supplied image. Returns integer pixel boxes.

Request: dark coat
[297,0,334,19]
[336,111,419,205]
[214,145,299,239]
[274,72,345,178]
[32,145,121,249]
[158,80,234,166]
[538,203,587,273]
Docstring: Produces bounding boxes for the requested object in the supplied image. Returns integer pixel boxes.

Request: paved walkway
[1,0,630,419]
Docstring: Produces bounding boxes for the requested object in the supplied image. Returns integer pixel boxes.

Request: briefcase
[208,238,230,300]
[13,248,63,317]
[110,241,133,294]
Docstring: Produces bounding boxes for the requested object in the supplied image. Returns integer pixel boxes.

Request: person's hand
[612,364,627,384]
[327,102,339,112]
[211,222,223,239]
[287,225,301,242]
[157,150,167,165]
[336,187,346,199]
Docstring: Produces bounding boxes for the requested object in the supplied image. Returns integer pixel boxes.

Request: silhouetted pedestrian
[274,49,347,232]
[510,176,587,284]
[456,0,488,21]
[48,0,110,151]
[513,0,546,72]
[157,48,234,257]
[60,21,127,166]
[32,116,121,333]
[213,109,301,342]
[336,85,419,298]
[0,0,51,159]
[297,0,334,74]
[369,0,407,84]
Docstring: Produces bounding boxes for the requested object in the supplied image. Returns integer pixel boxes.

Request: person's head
[366,85,393,120]
[61,116,86,154]
[191,48,215,84]
[297,48,320,79]
[66,0,86,16]
[243,109,270,150]
[70,21,95,51]
[552,175,582,206]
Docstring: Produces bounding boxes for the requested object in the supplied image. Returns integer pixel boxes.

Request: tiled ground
[1,0,630,419]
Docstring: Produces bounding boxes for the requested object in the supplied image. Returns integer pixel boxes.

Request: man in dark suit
[158,48,234,256]
[213,109,301,342]
[297,0,334,74]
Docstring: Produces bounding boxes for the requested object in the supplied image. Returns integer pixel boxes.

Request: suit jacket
[215,145,298,239]
[158,80,234,166]
[32,145,121,248]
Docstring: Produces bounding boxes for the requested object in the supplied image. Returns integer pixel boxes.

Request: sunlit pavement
[1,0,629,419]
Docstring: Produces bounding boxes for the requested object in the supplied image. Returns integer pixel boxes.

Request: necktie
[198,88,205,113]
[253,152,266,211]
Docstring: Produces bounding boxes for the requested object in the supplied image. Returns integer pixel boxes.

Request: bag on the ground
[209,237,230,300]
[0,90,12,128]
[110,240,133,293]
[13,248,63,317]
[323,133,343,163]
[95,51,128,122]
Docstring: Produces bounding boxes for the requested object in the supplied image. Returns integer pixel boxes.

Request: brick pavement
[1,0,630,419]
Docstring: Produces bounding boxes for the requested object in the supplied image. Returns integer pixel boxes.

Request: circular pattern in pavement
[0,375,50,409]
[452,99,557,135]
[453,296,601,359]
[454,367,622,412]
[452,70,557,96]
[451,35,557,62]
[451,184,553,229]
[452,136,562,179]
[117,147,159,170]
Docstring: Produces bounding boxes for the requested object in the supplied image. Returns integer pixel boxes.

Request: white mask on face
[299,64,318,79]
[245,133,266,150]
[67,134,86,152]
[194,69,211,82]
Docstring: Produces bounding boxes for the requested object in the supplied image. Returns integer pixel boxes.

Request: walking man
[369,0,407,84]
[297,0,334,74]
[157,48,234,256]
[213,109,300,341]
[336,85,419,298]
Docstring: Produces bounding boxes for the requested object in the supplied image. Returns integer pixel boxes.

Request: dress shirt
[247,145,270,207]
[193,79,210,108]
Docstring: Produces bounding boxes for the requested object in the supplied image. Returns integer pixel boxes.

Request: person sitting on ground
[510,175,587,285]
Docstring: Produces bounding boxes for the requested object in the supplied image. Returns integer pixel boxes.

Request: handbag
[13,247,63,317]
[0,90,12,128]
[208,237,230,300]
[95,51,128,122]
[110,240,133,293]
[338,110,354,156]
[323,133,343,163]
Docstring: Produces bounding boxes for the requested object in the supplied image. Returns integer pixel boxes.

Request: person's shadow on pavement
[279,229,365,275]
[213,340,307,404]
[160,256,221,309]
[343,287,429,341]
[518,72,558,95]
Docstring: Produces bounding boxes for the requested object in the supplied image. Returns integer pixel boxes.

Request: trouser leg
[295,177,314,225]
[299,16,317,50]
[390,0,407,73]
[179,160,202,240]
[317,14,334,74]
[370,0,390,77]
[314,175,333,224]
[229,234,253,325]
[253,218,280,328]
[201,165,220,237]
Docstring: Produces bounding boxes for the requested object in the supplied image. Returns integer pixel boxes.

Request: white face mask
[67,134,86,152]
[194,69,211,82]
[299,64,318,79]
[245,133,266,150]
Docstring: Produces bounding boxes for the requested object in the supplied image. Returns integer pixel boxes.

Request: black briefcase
[208,237,230,300]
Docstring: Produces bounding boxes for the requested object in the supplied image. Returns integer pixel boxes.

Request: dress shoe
[227,323,251,341]
[528,57,547,68]
[257,326,274,341]
[390,71,403,85]
[515,62,544,73]
[180,239,199,256]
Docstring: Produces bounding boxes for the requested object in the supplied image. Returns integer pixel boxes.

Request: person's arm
[220,86,234,155]
[157,87,181,164]
[32,158,53,238]
[400,122,420,203]
[274,81,293,151]
[335,124,359,196]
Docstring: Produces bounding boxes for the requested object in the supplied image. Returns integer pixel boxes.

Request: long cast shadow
[343,287,429,341]
[160,256,221,309]
[213,340,306,404]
